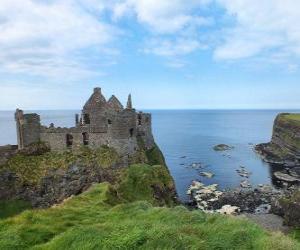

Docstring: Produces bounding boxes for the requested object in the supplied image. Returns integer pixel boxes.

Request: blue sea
[1,110,299,201]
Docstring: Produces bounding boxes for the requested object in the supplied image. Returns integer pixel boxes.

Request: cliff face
[0,142,177,208]
[256,113,300,167]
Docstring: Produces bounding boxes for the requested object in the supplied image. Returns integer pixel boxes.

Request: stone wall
[137,112,155,149]
[15,110,41,149]
[13,88,155,159]
[0,145,18,166]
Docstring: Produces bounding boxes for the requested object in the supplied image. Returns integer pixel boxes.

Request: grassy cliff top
[0,182,299,249]
[279,113,300,124]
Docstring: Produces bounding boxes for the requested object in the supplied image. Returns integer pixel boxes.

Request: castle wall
[137,112,155,149]
[40,126,138,155]
[107,109,137,139]
[15,110,41,149]
[14,88,154,158]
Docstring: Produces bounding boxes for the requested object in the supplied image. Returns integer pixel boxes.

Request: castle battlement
[15,88,154,156]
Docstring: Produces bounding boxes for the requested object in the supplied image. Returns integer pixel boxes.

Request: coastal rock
[217,205,240,215]
[213,144,234,151]
[199,171,214,178]
[274,171,300,183]
[255,113,300,168]
[240,180,252,188]
[190,184,285,215]
[236,166,252,178]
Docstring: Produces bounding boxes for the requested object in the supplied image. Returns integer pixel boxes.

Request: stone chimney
[126,94,132,109]
[94,87,101,93]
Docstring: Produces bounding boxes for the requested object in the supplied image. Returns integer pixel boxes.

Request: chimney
[126,94,132,109]
[94,87,101,94]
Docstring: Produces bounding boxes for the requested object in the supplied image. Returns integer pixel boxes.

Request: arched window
[108,119,112,125]
[129,128,134,137]
[66,134,73,148]
[82,132,89,145]
[84,113,90,124]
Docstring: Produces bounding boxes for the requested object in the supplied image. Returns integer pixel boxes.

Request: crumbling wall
[137,112,155,149]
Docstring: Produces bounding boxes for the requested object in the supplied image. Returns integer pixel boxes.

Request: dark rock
[213,144,234,151]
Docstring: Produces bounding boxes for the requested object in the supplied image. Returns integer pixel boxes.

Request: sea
[1,109,299,201]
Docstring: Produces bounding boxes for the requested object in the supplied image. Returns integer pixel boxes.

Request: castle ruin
[15,87,154,156]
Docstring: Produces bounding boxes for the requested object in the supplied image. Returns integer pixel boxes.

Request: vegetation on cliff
[0,145,120,186]
[1,141,300,249]
[0,182,299,249]
[256,113,300,164]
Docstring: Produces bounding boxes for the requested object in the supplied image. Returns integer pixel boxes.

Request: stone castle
[14,87,154,156]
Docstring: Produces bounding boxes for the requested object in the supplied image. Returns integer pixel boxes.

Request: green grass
[108,164,176,206]
[284,114,300,122]
[0,200,31,219]
[0,146,120,186]
[0,182,299,250]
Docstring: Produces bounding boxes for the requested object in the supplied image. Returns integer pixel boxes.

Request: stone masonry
[15,87,155,156]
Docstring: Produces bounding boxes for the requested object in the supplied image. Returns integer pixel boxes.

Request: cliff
[256,113,300,167]
[0,140,177,208]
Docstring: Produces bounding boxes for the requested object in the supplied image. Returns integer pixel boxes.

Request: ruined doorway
[66,134,73,148]
[82,132,89,145]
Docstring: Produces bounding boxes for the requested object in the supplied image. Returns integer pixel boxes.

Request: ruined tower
[15,109,41,149]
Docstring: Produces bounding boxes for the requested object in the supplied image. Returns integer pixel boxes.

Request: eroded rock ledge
[255,113,300,167]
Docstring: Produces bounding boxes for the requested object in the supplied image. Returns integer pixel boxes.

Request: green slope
[0,178,299,249]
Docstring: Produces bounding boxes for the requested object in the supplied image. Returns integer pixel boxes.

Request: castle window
[66,134,73,148]
[82,132,89,145]
[129,128,134,137]
[84,113,90,124]
[108,119,112,125]
[138,114,142,125]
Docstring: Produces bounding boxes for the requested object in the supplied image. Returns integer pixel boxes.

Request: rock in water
[199,171,214,178]
[213,144,234,151]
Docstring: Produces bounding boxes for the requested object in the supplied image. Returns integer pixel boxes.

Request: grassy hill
[1,143,300,249]
[1,165,300,249]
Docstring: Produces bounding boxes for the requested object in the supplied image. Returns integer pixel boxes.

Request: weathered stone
[14,87,155,157]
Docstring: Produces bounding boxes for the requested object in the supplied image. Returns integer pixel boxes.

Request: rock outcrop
[256,113,300,167]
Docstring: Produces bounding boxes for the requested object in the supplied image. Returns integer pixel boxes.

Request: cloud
[214,0,300,63]
[112,0,213,34]
[0,0,118,78]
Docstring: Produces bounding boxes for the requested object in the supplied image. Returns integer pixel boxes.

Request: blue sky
[0,0,300,110]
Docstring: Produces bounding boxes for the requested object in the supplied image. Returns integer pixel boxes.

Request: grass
[0,182,299,249]
[108,164,176,206]
[0,146,120,186]
[1,142,300,249]
[284,114,300,122]
[0,200,31,219]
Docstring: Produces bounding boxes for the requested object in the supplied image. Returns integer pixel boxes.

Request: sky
[0,0,300,110]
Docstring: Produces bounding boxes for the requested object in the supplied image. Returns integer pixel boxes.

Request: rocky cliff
[256,113,300,167]
[0,140,177,208]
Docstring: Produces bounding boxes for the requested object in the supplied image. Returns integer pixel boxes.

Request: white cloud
[112,0,213,34]
[0,0,118,78]
[215,0,300,62]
